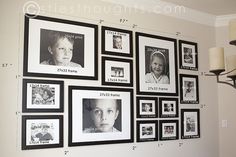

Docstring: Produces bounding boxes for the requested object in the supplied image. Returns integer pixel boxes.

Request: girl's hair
[48,31,75,48]
[149,50,167,74]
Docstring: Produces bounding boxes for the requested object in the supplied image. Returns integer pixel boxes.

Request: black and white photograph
[102,26,133,57]
[22,115,63,150]
[159,120,179,140]
[136,32,178,96]
[102,57,133,87]
[136,97,158,118]
[23,14,98,80]
[22,79,64,112]
[180,74,199,104]
[159,97,178,118]
[136,120,158,142]
[179,40,198,71]
[68,86,133,146]
[181,109,200,139]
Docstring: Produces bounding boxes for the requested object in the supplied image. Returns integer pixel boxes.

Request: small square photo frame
[102,57,133,87]
[136,97,158,118]
[136,120,158,142]
[159,120,179,141]
[179,40,198,71]
[22,115,63,150]
[22,79,64,112]
[102,26,133,57]
[180,74,199,104]
[159,97,178,118]
[181,109,200,139]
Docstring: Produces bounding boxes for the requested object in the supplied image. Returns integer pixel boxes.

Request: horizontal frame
[23,14,98,80]
[22,115,63,150]
[179,40,198,71]
[102,26,133,57]
[159,97,179,118]
[180,74,199,104]
[102,56,133,87]
[68,86,133,146]
[136,32,178,96]
[136,120,158,142]
[22,79,64,112]
[181,109,200,139]
[136,96,158,118]
[159,120,179,141]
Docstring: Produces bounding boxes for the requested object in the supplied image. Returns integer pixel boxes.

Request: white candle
[226,55,236,77]
[229,19,236,45]
[209,47,225,72]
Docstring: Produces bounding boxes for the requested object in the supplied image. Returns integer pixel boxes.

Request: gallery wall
[0,0,220,157]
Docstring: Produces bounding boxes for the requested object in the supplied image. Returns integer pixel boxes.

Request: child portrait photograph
[68,86,133,146]
[22,115,63,150]
[159,120,179,140]
[136,97,158,118]
[102,26,133,57]
[179,40,198,71]
[22,79,64,112]
[180,74,199,104]
[159,97,179,118]
[136,32,178,96]
[136,120,158,142]
[24,14,98,80]
[181,109,200,139]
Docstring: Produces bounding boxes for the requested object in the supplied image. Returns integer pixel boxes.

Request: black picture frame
[68,86,133,146]
[22,79,64,112]
[136,120,158,142]
[159,97,179,118]
[23,14,98,80]
[22,115,63,150]
[179,40,198,71]
[181,109,200,139]
[159,120,179,141]
[102,56,133,87]
[180,74,199,104]
[101,26,133,57]
[136,32,178,96]
[136,97,158,118]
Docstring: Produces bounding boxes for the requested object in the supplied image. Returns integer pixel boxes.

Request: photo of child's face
[151,56,164,76]
[113,35,122,49]
[48,37,73,66]
[90,99,119,132]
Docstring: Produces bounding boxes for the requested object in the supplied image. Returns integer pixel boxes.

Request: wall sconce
[207,19,236,89]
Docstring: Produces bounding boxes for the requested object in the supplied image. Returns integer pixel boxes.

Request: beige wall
[216,26,236,157]
[0,0,219,157]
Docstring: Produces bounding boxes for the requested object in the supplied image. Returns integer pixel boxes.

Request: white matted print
[136,32,178,96]
[22,115,63,150]
[102,26,133,57]
[22,79,64,112]
[23,14,98,79]
[69,86,133,146]
[102,57,133,87]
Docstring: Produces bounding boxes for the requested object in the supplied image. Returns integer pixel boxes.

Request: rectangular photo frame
[181,109,200,139]
[23,14,98,80]
[136,97,158,118]
[136,120,158,142]
[159,97,179,118]
[68,86,133,146]
[102,56,133,87]
[179,40,198,71]
[159,120,179,141]
[22,79,64,112]
[136,32,178,96]
[22,115,63,150]
[102,26,133,57]
[180,74,199,104]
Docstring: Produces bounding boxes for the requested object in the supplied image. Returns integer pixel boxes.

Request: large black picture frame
[23,14,98,80]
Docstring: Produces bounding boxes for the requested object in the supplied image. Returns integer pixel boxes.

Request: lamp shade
[226,55,236,78]
[229,19,236,45]
[209,47,225,72]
